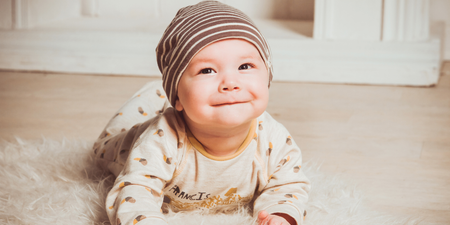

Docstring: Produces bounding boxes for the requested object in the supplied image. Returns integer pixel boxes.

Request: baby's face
[175,39,269,129]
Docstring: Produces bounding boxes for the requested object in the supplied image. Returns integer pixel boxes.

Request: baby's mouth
[212,101,249,106]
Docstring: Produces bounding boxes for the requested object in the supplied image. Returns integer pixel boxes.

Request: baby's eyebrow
[191,58,213,64]
[238,54,255,59]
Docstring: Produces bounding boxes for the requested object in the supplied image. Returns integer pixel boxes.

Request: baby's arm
[105,113,180,225]
[93,80,169,176]
[94,80,168,150]
[254,124,311,225]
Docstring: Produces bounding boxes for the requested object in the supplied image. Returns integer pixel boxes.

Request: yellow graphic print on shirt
[165,186,253,211]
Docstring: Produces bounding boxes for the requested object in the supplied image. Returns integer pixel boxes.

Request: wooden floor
[1,63,449,224]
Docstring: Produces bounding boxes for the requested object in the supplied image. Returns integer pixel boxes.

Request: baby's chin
[206,119,255,131]
[209,110,259,128]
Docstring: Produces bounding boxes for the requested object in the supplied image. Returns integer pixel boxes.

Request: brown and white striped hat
[156,0,273,106]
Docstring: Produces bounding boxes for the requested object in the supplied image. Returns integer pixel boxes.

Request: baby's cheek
[255,89,269,107]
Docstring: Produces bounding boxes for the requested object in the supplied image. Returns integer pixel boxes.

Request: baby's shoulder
[127,108,186,158]
[139,107,186,139]
[257,111,288,133]
[256,111,295,148]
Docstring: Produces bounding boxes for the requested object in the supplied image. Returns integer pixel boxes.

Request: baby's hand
[257,210,295,225]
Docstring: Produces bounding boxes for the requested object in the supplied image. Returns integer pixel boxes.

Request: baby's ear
[174,98,184,111]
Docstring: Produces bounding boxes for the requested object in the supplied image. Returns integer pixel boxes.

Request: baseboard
[0,18,443,86]
[269,31,442,86]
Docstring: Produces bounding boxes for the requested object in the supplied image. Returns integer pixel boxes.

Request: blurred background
[0,0,449,85]
[0,0,449,224]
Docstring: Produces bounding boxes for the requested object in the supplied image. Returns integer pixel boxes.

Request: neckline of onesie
[186,119,257,161]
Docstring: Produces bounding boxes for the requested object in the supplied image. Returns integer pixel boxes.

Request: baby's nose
[221,85,240,91]
[219,72,241,92]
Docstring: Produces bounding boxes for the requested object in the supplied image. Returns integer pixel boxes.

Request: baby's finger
[268,215,290,225]
[258,211,269,224]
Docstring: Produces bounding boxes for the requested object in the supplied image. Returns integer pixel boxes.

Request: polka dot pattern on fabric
[121,196,136,204]
[266,142,273,156]
[153,129,164,137]
[134,158,148,166]
[286,136,292,145]
[119,182,131,188]
[133,215,146,225]
[156,89,165,98]
[164,155,172,165]
[138,107,148,116]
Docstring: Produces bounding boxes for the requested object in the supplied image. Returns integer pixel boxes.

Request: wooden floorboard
[0,63,449,224]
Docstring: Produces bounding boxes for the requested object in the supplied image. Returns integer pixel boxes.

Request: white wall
[288,0,314,20]
[430,0,450,60]
[95,0,159,18]
[159,0,207,19]
[0,0,12,29]
[331,0,382,40]
[218,0,314,20]
[80,0,315,20]
[1,0,81,29]
[0,0,315,29]
[0,0,447,60]
[26,0,81,27]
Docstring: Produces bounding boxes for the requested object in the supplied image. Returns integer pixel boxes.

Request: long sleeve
[105,109,183,225]
[92,80,170,176]
[253,119,311,225]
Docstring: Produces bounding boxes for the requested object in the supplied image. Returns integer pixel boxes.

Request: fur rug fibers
[0,138,421,225]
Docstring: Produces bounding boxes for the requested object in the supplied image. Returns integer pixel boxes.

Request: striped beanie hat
[156,0,273,106]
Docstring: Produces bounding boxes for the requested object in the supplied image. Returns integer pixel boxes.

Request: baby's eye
[238,64,252,70]
[199,68,215,74]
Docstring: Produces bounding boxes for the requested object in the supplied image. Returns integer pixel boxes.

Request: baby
[93,1,310,225]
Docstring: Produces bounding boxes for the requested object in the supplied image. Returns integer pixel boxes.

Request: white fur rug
[0,138,422,225]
